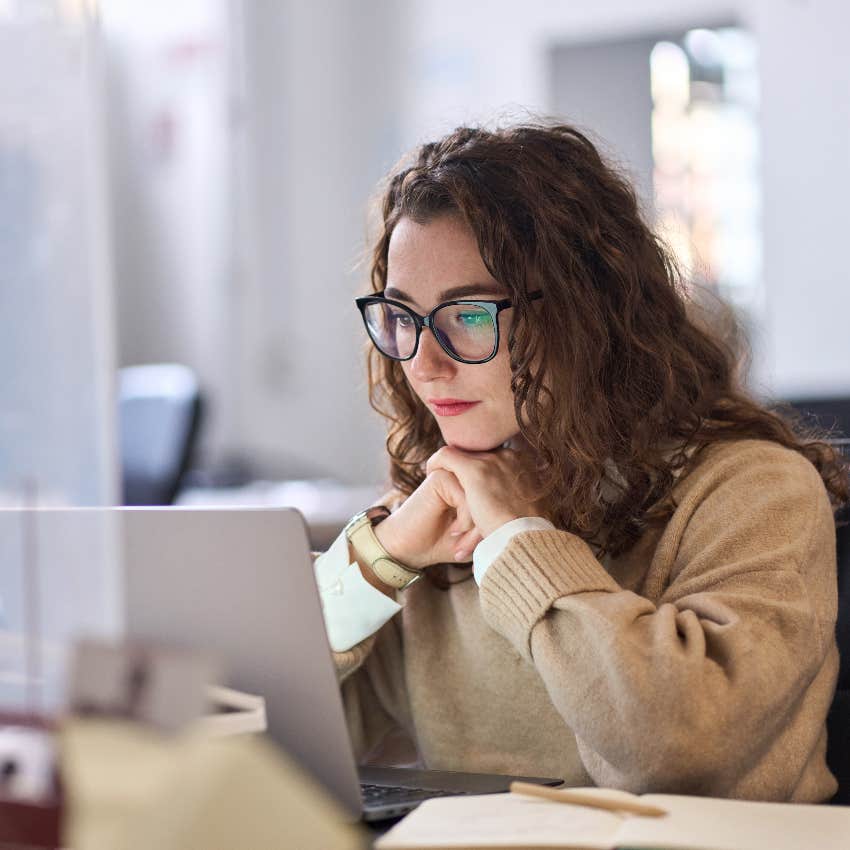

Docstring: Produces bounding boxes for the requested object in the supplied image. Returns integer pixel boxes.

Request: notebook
[374,787,850,850]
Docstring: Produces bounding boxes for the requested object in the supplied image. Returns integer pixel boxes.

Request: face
[384,214,520,452]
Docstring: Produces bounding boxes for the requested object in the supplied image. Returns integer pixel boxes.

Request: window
[651,28,761,316]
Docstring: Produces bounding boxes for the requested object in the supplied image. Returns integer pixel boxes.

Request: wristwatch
[343,506,423,590]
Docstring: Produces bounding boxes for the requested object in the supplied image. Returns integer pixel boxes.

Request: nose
[408,327,457,382]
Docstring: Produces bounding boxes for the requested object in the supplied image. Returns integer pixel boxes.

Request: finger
[462,525,484,546]
[448,501,475,536]
[453,526,483,558]
[427,468,468,515]
[424,447,450,478]
[426,445,468,480]
[430,471,477,539]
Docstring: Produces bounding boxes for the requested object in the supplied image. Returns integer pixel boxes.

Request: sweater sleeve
[478,445,839,797]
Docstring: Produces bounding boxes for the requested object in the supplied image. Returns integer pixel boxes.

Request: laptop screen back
[122,506,362,818]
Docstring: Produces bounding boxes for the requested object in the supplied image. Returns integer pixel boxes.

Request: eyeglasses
[355,290,543,365]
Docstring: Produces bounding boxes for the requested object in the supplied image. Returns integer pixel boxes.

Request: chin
[440,428,514,453]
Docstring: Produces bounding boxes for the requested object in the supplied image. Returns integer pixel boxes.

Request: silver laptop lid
[121,506,362,818]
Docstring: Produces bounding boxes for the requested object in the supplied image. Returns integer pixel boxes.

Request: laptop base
[358,765,563,821]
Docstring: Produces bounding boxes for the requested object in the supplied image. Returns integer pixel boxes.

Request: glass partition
[0,2,121,713]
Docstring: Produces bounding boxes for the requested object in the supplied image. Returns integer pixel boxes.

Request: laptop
[2,507,562,821]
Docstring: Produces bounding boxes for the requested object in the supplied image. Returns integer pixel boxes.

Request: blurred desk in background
[176,479,384,550]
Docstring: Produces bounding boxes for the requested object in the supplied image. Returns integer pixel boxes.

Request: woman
[312,121,848,802]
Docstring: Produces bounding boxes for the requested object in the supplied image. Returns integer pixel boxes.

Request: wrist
[374,516,429,571]
[344,508,423,590]
[372,517,405,564]
[479,513,523,539]
[349,541,395,598]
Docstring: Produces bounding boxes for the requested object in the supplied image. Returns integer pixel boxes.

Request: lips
[428,399,480,417]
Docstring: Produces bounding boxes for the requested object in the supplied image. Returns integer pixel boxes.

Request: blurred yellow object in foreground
[60,718,364,850]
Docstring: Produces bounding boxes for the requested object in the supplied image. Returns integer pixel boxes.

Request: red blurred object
[0,713,63,849]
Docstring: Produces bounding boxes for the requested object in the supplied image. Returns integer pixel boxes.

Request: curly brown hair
[364,121,849,566]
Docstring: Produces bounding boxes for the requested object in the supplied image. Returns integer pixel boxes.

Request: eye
[456,312,491,326]
[389,310,414,327]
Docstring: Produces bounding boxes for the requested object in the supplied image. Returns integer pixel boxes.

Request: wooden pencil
[509,781,669,817]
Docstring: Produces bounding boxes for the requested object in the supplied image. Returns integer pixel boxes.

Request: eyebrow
[384,283,506,308]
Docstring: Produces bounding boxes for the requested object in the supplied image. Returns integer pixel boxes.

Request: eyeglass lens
[363,301,496,362]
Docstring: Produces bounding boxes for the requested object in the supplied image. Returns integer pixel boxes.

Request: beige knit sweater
[333,439,840,803]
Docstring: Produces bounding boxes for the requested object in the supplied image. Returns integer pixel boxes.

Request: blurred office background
[2,0,850,516]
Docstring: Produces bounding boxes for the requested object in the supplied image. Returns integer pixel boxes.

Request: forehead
[385,216,504,308]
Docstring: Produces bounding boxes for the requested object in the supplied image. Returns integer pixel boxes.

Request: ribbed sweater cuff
[479,530,620,661]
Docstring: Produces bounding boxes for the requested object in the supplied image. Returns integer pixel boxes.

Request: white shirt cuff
[472,516,557,586]
[313,526,402,652]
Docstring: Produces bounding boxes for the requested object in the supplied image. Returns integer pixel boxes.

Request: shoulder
[676,438,828,505]
[669,438,834,569]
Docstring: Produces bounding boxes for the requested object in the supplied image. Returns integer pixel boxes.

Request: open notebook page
[375,792,631,849]
[376,789,850,850]
[621,793,850,850]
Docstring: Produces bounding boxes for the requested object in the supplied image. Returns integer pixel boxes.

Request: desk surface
[177,478,384,549]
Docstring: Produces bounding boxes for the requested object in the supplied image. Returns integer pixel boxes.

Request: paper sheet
[375,793,623,848]
[376,790,850,850]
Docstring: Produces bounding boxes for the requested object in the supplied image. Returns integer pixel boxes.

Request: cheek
[492,360,518,422]
[470,360,515,425]
[459,349,509,394]
[490,353,514,400]
[399,363,420,397]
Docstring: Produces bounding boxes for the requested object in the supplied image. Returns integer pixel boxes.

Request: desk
[177,479,384,549]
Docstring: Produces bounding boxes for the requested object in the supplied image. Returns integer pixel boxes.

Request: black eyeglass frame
[355,290,543,365]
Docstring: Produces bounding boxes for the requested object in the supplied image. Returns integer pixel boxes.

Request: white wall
[104,0,409,487]
[103,0,235,462]
[399,1,738,142]
[755,0,850,397]
[549,35,658,213]
[232,0,405,485]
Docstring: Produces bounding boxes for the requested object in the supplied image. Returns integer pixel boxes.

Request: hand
[424,444,543,538]
[372,469,485,569]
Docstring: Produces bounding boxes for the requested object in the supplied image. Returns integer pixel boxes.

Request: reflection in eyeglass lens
[433,304,495,360]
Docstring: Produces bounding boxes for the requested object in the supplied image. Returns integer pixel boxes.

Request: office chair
[827,503,850,803]
[118,363,202,505]
[784,396,850,439]
[827,439,850,804]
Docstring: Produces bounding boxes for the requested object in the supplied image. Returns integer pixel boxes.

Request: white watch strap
[345,510,422,589]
